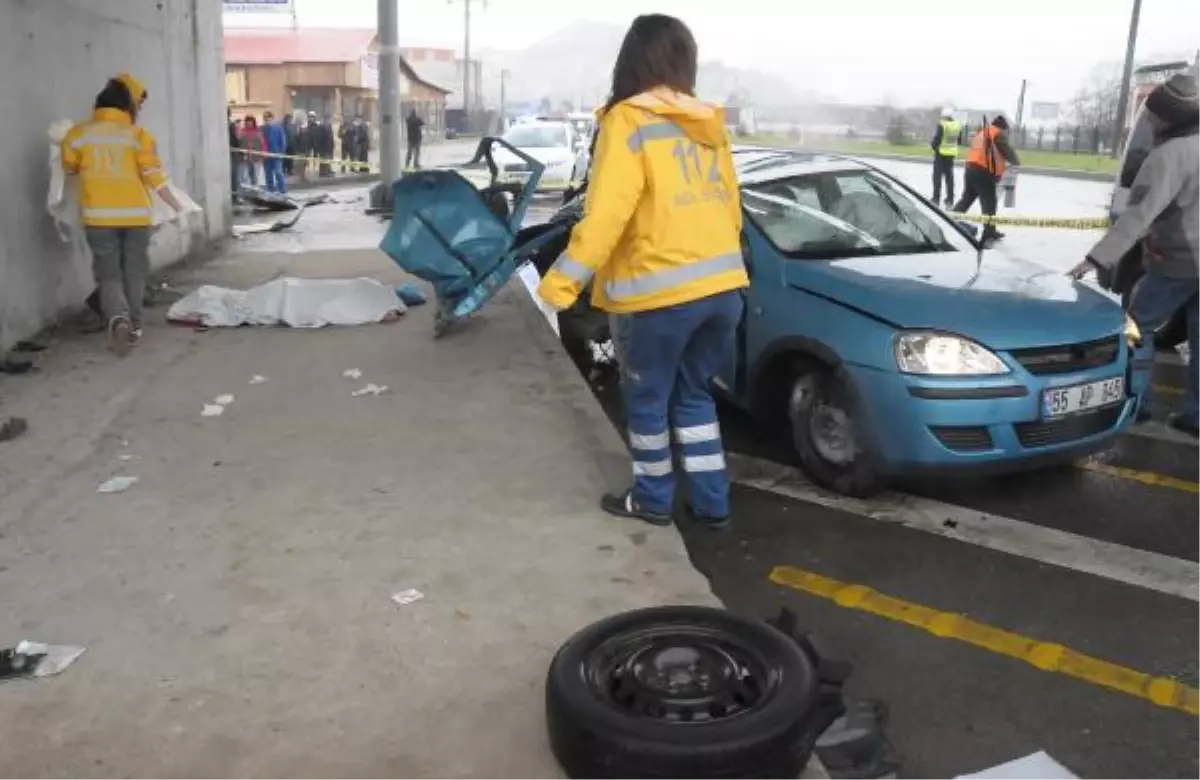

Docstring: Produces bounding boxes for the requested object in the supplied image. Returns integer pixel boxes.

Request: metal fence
[958,122,1116,156]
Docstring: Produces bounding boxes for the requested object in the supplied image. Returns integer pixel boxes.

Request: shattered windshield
[504,124,570,149]
[742,170,957,259]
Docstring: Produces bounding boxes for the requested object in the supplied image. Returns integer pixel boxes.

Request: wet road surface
[244,172,1197,778]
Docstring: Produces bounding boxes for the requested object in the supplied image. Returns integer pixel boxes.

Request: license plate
[1042,377,1125,418]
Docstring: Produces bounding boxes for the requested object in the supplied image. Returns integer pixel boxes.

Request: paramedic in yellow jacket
[62,73,183,355]
[537,14,749,529]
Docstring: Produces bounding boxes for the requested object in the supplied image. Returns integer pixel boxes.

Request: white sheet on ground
[956,751,1078,779]
[167,277,406,328]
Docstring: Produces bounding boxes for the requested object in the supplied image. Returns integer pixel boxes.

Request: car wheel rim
[585,626,776,723]
[810,402,855,466]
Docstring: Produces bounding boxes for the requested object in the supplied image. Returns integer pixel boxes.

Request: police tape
[950,212,1111,230]
[240,148,380,174]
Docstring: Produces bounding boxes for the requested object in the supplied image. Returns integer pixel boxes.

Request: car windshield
[504,125,569,149]
[742,169,958,259]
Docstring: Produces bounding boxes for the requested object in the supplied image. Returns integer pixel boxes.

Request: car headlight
[1123,314,1142,348]
[894,332,1009,375]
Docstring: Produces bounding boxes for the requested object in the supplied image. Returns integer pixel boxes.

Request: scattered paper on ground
[13,641,87,677]
[957,751,1078,779]
[97,476,138,494]
[391,588,425,606]
[249,375,268,385]
[214,394,235,406]
[167,277,406,328]
[342,368,363,380]
[201,404,225,418]
[351,383,389,397]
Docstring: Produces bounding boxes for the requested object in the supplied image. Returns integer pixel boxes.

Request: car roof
[730,146,868,183]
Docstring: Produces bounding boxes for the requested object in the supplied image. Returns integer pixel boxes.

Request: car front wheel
[788,365,885,497]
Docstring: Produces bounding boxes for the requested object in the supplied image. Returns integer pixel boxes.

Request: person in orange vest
[62,73,183,356]
[952,115,1020,243]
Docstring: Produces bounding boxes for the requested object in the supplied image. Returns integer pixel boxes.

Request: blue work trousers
[1128,270,1198,426]
[613,291,743,519]
[264,158,287,194]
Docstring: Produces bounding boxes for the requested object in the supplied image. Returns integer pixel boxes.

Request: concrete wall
[0,0,230,351]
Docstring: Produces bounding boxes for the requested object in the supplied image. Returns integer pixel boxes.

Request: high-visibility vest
[965,126,1007,178]
[938,119,960,157]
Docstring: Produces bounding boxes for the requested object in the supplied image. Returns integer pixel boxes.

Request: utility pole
[500,68,509,129]
[372,0,401,209]
[450,0,485,132]
[1014,79,1027,128]
[1111,0,1143,158]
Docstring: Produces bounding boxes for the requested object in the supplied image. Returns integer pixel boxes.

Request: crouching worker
[63,73,182,356]
[536,14,749,529]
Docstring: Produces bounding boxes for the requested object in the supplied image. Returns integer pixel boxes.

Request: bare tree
[1068,61,1125,129]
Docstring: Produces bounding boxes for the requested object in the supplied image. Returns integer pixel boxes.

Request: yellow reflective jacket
[61,108,167,228]
[537,89,749,314]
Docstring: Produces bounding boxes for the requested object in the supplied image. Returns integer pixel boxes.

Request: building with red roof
[224,27,452,134]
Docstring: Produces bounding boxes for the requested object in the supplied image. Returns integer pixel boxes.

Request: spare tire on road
[545,606,839,778]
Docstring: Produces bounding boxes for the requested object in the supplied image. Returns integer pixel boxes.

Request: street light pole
[500,68,509,129]
[1111,0,1143,158]
[374,0,401,207]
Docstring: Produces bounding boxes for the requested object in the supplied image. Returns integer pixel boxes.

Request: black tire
[787,363,885,497]
[546,606,822,779]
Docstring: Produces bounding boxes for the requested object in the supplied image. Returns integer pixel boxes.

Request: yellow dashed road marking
[769,565,1199,717]
[1078,461,1199,494]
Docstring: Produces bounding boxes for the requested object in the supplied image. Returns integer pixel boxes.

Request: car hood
[495,147,574,168]
[784,249,1124,350]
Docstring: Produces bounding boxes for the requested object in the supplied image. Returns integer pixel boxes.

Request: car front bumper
[845,351,1149,477]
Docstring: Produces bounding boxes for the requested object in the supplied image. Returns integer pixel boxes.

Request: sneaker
[108,316,132,357]
[1167,413,1199,438]
[599,491,672,527]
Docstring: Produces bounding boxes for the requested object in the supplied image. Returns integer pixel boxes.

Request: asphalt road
[253,171,1198,778]
[515,165,1200,777]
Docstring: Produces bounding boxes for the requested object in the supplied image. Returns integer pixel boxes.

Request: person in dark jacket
[318,115,335,177]
[953,115,1020,243]
[298,111,320,180]
[930,106,961,207]
[1070,74,1199,437]
[405,109,425,169]
[354,117,371,166]
[228,107,242,198]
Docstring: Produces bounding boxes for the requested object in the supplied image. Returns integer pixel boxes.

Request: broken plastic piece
[342,368,363,380]
[351,383,389,397]
[957,751,1078,779]
[201,404,225,417]
[249,375,268,385]
[97,476,138,494]
[391,588,424,606]
[214,394,235,406]
[10,641,86,678]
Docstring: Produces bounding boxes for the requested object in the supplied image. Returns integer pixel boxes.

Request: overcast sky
[228,0,1200,108]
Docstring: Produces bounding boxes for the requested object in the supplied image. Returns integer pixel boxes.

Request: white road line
[727,452,1199,602]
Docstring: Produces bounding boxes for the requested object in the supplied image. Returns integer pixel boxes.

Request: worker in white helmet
[930,107,961,207]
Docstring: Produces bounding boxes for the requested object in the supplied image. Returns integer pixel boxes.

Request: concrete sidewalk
[0,246,716,776]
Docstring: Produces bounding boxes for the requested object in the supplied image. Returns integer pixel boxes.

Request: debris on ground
[97,475,138,494]
[815,699,899,779]
[0,357,34,375]
[957,751,1078,779]
[249,375,268,385]
[395,283,428,307]
[341,368,363,380]
[167,277,406,328]
[0,416,29,443]
[351,383,388,397]
[13,340,47,353]
[0,641,86,680]
[201,404,225,418]
[391,588,424,606]
[214,394,235,406]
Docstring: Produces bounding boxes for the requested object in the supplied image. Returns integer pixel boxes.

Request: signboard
[223,0,294,12]
[1030,101,1059,122]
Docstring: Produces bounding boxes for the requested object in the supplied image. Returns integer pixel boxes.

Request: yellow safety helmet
[115,72,148,106]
